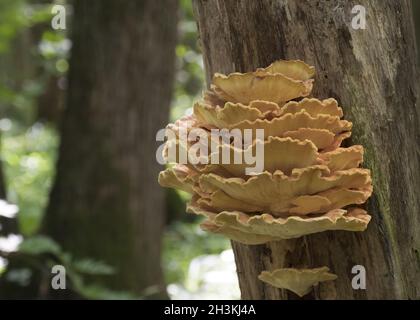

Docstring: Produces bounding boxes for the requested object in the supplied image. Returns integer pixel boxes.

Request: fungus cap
[258,267,337,297]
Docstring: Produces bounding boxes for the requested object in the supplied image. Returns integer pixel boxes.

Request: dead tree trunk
[43,0,178,298]
[193,0,420,299]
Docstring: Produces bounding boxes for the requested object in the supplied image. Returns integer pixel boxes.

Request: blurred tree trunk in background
[43,0,177,298]
[193,0,420,299]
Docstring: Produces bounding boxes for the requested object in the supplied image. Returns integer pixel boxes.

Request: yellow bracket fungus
[258,267,337,297]
[158,59,373,297]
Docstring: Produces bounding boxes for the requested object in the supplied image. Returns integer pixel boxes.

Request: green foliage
[171,0,204,121]
[19,234,60,255]
[0,1,68,126]
[65,265,139,300]
[0,0,59,53]
[71,282,138,300]
[72,258,115,276]
[4,234,139,299]
[0,0,231,300]
[0,0,67,236]
[0,0,27,53]
[2,123,58,235]
[163,220,230,285]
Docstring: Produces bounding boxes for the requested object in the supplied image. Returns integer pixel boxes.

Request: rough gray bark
[193,0,420,299]
[412,0,420,64]
[43,0,178,298]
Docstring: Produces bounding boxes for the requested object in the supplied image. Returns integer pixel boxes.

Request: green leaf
[75,283,138,300]
[18,235,61,256]
[65,267,137,300]
[72,258,115,276]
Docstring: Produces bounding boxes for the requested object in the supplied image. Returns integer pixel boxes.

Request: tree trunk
[43,0,177,298]
[412,0,420,65]
[193,0,420,299]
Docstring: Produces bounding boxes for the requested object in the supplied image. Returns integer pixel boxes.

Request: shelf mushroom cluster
[159,60,372,246]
